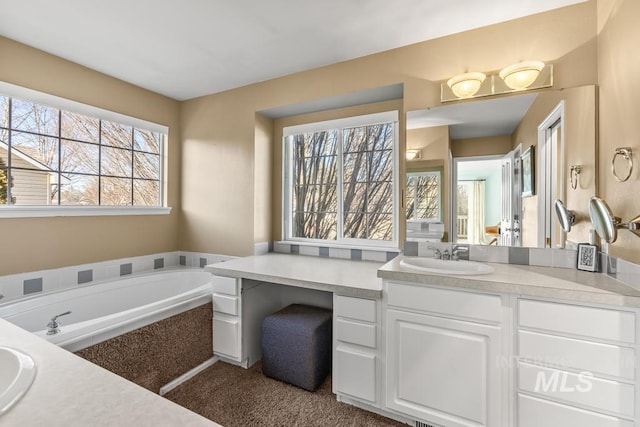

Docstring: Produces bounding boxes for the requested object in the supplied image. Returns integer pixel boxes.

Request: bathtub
[0,269,212,351]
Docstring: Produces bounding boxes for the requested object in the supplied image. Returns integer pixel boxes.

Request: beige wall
[180,2,597,256]
[452,135,511,158]
[254,113,274,245]
[0,36,181,275]
[598,0,640,264]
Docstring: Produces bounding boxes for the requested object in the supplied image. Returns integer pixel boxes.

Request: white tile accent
[299,245,320,257]
[529,248,552,267]
[273,242,291,254]
[253,242,270,255]
[362,250,388,262]
[329,247,351,259]
[617,259,634,290]
[0,274,25,301]
[552,249,577,269]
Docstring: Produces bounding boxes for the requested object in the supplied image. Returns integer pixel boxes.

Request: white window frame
[407,170,442,222]
[0,81,170,217]
[282,111,399,249]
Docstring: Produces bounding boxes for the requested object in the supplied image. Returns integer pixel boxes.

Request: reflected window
[406,171,441,222]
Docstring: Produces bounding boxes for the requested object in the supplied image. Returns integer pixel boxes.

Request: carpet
[164,361,407,427]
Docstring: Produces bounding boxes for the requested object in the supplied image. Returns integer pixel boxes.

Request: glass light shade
[447,72,486,98]
[499,61,545,90]
[406,149,421,161]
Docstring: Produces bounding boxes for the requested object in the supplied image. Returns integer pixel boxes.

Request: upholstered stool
[261,304,332,391]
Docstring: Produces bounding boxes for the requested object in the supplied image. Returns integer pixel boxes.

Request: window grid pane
[0,92,165,207]
[287,117,396,244]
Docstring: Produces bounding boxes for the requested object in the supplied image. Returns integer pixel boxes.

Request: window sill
[0,206,172,218]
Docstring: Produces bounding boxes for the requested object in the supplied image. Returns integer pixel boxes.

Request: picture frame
[521,145,535,197]
[576,243,599,272]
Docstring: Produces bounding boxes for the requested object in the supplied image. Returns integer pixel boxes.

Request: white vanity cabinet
[333,294,381,406]
[384,281,507,427]
[516,298,637,427]
[211,275,242,361]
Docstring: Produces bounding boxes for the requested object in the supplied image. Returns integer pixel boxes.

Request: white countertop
[206,253,383,298]
[0,318,218,427]
[379,256,640,308]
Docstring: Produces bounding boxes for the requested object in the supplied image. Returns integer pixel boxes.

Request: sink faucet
[428,246,442,259]
[47,311,72,335]
[452,245,469,261]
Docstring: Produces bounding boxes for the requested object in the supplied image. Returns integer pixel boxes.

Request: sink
[0,347,37,417]
[400,257,494,275]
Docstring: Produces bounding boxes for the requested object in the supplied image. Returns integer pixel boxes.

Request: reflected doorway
[452,154,521,246]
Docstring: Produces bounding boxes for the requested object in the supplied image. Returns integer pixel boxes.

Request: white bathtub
[0,269,212,351]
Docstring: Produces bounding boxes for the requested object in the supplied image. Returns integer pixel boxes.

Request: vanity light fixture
[499,61,545,91]
[406,149,422,161]
[446,72,486,99]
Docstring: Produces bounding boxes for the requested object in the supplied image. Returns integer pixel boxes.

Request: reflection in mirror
[405,167,444,242]
[554,199,576,233]
[406,85,597,248]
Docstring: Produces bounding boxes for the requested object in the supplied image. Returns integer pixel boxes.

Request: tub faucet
[47,311,72,335]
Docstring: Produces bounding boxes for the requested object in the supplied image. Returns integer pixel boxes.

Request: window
[284,111,398,247]
[0,83,167,214]
[406,171,441,222]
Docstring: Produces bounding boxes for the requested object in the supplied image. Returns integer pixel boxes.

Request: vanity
[207,253,640,427]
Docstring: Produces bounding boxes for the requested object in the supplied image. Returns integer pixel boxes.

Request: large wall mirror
[405,85,597,249]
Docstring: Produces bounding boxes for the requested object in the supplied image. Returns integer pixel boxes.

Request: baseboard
[159,356,219,396]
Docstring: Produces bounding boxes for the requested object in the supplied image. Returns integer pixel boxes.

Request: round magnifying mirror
[554,199,575,233]
[589,196,617,243]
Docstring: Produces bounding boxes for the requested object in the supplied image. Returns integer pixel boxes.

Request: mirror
[406,85,598,248]
[589,196,640,243]
[554,199,576,233]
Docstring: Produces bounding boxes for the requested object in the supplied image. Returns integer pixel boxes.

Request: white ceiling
[0,0,585,101]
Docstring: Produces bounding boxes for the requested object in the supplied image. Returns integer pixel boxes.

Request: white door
[386,309,504,427]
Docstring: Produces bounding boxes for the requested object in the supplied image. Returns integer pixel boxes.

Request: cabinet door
[386,309,504,427]
[213,315,241,360]
[335,346,377,402]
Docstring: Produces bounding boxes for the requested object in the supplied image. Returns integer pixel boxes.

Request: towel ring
[612,147,633,182]
[570,165,581,190]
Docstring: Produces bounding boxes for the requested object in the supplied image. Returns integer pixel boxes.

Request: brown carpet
[164,361,407,427]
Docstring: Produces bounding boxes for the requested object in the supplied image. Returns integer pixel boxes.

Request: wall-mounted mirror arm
[589,196,640,243]
[554,199,576,232]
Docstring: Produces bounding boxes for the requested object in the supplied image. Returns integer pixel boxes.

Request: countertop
[205,253,383,299]
[0,318,218,427]
[379,256,640,308]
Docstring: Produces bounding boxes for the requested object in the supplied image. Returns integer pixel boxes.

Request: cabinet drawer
[211,276,239,296]
[519,330,635,380]
[518,394,633,427]
[336,318,376,348]
[519,299,635,344]
[387,282,502,324]
[518,363,635,417]
[212,293,239,316]
[335,295,376,323]
[335,346,376,402]
[213,317,240,359]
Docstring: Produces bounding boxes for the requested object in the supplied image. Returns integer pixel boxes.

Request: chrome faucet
[47,311,72,335]
[452,245,469,261]
[428,246,442,259]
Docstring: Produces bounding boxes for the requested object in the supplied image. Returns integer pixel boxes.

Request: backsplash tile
[154,258,165,269]
[403,241,418,256]
[290,245,300,255]
[350,249,362,261]
[179,255,186,266]
[508,247,529,265]
[23,277,43,295]
[199,257,208,268]
[77,269,93,284]
[120,263,133,276]
[529,248,552,267]
[299,245,319,257]
[319,247,330,257]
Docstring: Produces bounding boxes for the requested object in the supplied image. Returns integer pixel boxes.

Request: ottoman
[261,304,332,391]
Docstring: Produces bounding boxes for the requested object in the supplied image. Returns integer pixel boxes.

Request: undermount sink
[400,257,494,275]
[0,347,37,417]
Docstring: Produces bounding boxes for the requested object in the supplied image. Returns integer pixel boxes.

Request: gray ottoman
[261,304,332,391]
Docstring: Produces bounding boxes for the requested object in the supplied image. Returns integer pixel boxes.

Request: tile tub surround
[0,318,218,427]
[0,250,235,303]
[76,303,214,394]
[380,255,640,308]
